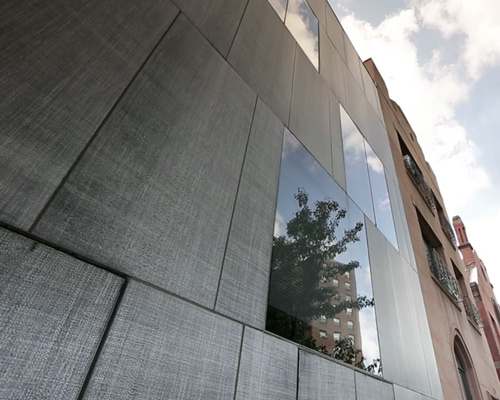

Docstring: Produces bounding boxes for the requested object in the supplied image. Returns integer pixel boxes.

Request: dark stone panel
[393,385,422,400]
[389,251,430,396]
[298,350,355,400]
[228,0,296,124]
[343,63,368,137]
[355,372,394,400]
[306,0,326,27]
[325,4,346,61]
[172,0,247,57]
[34,15,256,308]
[216,99,283,328]
[365,218,408,387]
[344,33,364,89]
[83,280,242,400]
[0,227,123,400]
[290,46,332,175]
[360,65,382,121]
[236,329,297,400]
[319,26,346,106]
[329,91,346,190]
[0,0,179,229]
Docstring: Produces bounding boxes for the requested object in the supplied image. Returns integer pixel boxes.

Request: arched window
[456,352,473,400]
[454,336,480,400]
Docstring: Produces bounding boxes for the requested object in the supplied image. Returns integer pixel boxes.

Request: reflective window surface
[267,129,381,374]
[365,142,398,249]
[285,0,319,69]
[268,0,288,21]
[341,105,397,248]
[266,0,319,69]
[340,106,375,222]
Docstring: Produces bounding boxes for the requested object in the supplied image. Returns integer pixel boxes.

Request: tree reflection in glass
[266,130,381,374]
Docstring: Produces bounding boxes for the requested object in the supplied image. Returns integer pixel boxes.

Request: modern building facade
[0,0,483,399]
[364,59,500,400]
[454,216,500,381]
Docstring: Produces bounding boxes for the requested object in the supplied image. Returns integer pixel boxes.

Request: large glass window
[340,106,375,221]
[266,129,381,374]
[341,105,397,248]
[365,142,398,248]
[267,0,319,69]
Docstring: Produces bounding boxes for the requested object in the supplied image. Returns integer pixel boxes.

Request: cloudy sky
[327,0,500,297]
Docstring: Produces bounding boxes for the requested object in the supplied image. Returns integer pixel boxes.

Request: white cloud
[274,210,286,236]
[414,0,500,79]
[338,7,489,212]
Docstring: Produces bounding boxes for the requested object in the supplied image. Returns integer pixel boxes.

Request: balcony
[403,155,436,212]
[427,247,462,303]
[463,296,483,330]
[438,211,457,247]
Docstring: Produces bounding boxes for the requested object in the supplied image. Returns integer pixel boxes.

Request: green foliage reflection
[266,189,380,373]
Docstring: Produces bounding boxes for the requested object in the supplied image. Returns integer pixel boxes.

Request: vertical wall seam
[28,10,182,233]
[296,348,300,400]
[76,278,129,400]
[262,125,285,328]
[287,44,298,127]
[232,325,246,400]
[226,0,251,59]
[213,95,259,310]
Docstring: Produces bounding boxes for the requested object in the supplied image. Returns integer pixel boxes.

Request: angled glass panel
[340,106,375,222]
[365,142,398,249]
[268,0,288,21]
[285,0,319,69]
[267,129,381,375]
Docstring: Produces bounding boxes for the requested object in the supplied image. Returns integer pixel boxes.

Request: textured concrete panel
[83,280,242,400]
[307,0,326,27]
[320,27,346,106]
[216,99,284,328]
[290,46,333,175]
[366,218,408,387]
[325,4,346,61]
[173,0,247,56]
[228,0,296,123]
[298,351,355,400]
[34,15,256,308]
[410,278,443,400]
[393,385,422,400]
[330,91,347,190]
[236,329,297,400]
[360,65,383,122]
[0,227,123,400]
[0,0,179,229]
[344,34,363,89]
[355,372,394,400]
[389,248,431,396]
[343,64,368,136]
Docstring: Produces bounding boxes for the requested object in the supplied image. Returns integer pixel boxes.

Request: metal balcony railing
[427,247,462,303]
[438,211,457,246]
[403,155,436,211]
[463,296,483,329]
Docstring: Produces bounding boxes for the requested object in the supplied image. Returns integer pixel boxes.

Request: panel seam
[28,10,182,233]
[213,95,259,310]
[76,278,129,400]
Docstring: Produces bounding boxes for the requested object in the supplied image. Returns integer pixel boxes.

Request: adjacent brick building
[454,216,500,381]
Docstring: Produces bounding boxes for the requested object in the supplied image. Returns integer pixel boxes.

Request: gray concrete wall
[1,0,443,398]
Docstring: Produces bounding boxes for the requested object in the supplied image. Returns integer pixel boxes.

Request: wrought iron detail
[438,210,457,246]
[403,154,436,211]
[427,247,462,302]
[463,296,483,329]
